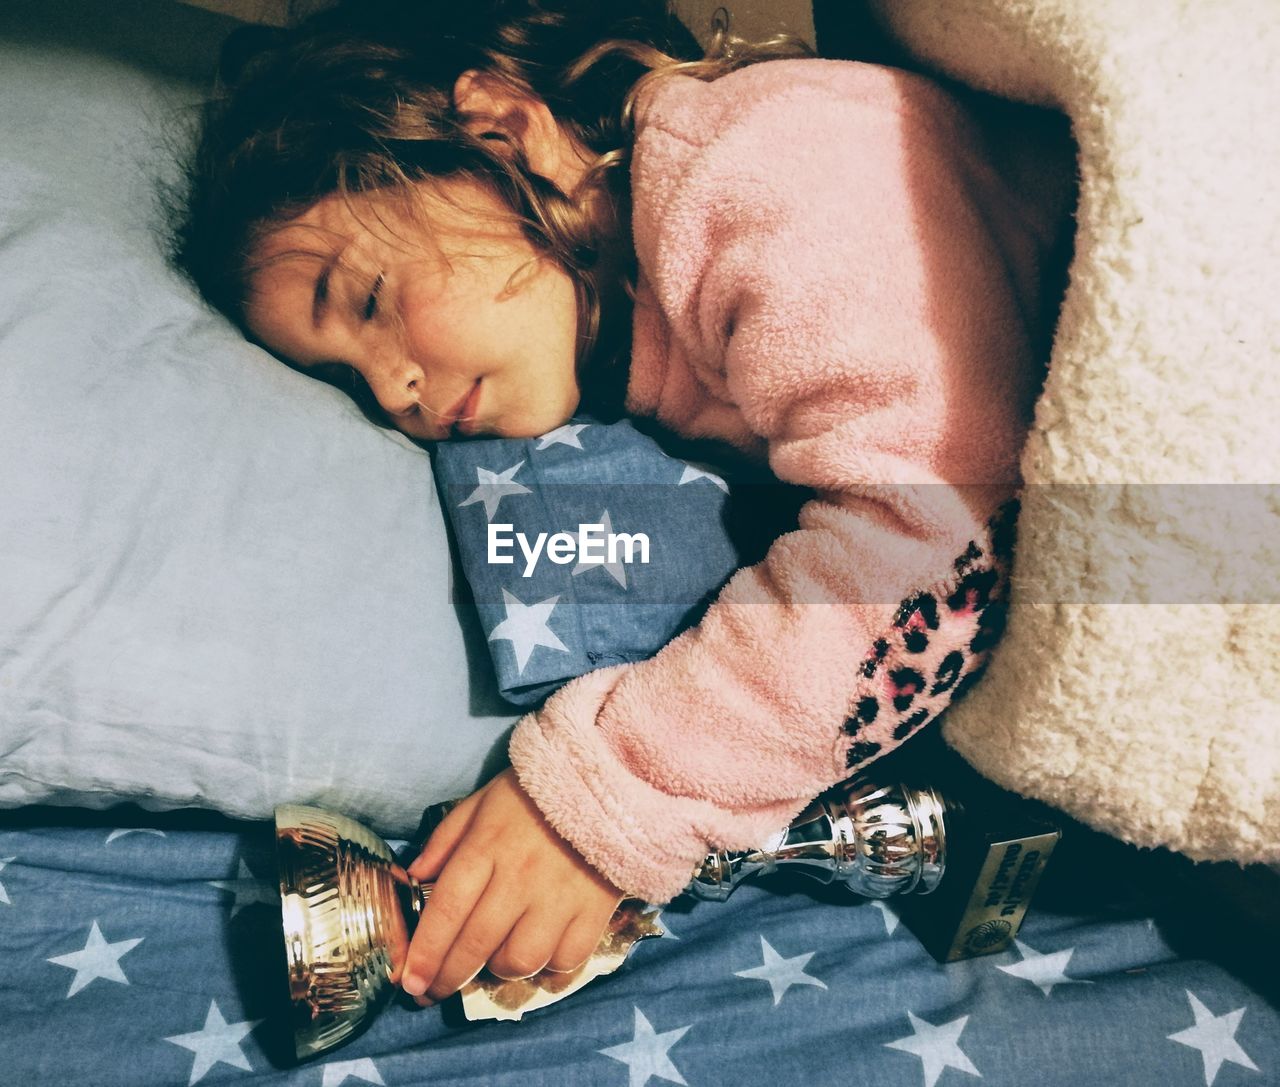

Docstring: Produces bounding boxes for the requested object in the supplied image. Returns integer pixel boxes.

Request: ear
[452,70,578,188]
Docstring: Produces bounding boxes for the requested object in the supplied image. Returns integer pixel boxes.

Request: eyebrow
[311,251,340,330]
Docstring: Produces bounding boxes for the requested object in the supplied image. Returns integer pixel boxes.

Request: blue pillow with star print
[432,416,803,706]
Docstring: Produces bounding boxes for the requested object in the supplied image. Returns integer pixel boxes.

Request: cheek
[526,273,581,377]
[531,360,583,427]
[400,274,506,367]
[399,299,467,369]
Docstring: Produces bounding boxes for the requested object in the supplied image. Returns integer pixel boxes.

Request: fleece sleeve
[508,63,1036,903]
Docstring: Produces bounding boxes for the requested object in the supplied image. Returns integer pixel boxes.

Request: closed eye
[363,272,384,321]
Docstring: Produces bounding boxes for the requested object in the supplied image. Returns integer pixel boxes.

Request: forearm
[509,492,1016,902]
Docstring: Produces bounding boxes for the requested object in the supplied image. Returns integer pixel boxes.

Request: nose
[362,356,426,418]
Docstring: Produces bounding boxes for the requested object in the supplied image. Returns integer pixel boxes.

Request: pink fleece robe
[508,59,1054,903]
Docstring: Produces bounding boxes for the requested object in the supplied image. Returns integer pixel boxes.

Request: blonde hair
[171,1,808,418]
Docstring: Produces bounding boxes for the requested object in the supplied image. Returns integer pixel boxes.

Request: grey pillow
[0,4,517,836]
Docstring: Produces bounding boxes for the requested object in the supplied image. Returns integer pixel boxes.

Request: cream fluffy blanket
[865,0,1280,864]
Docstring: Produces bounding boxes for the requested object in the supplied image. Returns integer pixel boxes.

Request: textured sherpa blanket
[866,0,1280,864]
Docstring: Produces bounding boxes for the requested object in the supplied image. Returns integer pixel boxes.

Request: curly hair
[169,0,807,418]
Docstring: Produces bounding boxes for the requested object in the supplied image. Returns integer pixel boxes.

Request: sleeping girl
[174,0,1072,1006]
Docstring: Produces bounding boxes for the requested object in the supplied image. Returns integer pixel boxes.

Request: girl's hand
[400,768,624,1003]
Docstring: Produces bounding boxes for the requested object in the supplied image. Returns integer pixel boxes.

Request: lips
[439,380,482,433]
[452,380,484,435]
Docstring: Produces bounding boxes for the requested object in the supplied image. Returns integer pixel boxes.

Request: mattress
[2,807,1275,1086]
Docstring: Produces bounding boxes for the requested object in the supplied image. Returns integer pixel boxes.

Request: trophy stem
[399,876,429,920]
[687,779,950,902]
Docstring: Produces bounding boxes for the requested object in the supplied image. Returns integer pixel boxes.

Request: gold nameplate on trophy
[896,798,1060,962]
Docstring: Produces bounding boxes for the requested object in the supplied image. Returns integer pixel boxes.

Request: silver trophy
[275,771,954,1060]
[688,775,948,902]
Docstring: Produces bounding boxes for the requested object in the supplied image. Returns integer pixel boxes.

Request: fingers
[408,789,483,883]
[489,898,618,981]
[488,907,561,980]
[401,852,494,999]
[429,890,544,1001]
[396,768,626,1007]
[549,892,621,974]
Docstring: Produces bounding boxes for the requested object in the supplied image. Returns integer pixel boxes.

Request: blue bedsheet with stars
[2,807,1275,1087]
[431,415,796,706]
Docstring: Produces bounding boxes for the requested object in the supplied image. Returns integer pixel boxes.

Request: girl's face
[243,180,581,441]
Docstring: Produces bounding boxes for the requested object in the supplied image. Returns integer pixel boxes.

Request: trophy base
[895,778,1060,962]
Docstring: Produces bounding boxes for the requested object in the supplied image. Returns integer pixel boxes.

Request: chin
[499,396,581,439]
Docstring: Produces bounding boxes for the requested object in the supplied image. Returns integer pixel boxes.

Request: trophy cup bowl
[275,805,426,1060]
[274,774,951,1061]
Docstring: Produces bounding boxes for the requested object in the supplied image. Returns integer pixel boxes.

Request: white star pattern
[208,859,279,918]
[885,1011,981,1087]
[536,423,590,450]
[321,1057,386,1086]
[734,936,828,1005]
[164,1000,261,1086]
[4,804,1280,1087]
[105,828,167,845]
[599,1007,691,1087]
[996,938,1093,997]
[487,588,570,673]
[871,899,901,935]
[572,509,630,588]
[677,464,729,493]
[1168,990,1259,1086]
[47,920,143,997]
[458,461,532,520]
[11,391,1280,1084]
